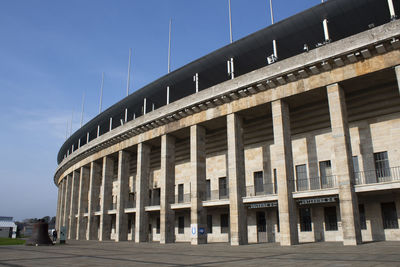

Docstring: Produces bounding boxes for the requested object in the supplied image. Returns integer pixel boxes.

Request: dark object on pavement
[25,221,54,246]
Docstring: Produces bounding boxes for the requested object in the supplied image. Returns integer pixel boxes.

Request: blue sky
[0,0,319,221]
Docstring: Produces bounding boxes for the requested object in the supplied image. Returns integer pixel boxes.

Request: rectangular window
[254,171,264,195]
[359,204,367,230]
[273,169,278,194]
[219,177,228,199]
[324,206,338,231]
[178,184,184,203]
[207,214,213,234]
[299,207,312,232]
[178,216,185,234]
[374,152,391,181]
[206,180,211,200]
[220,214,229,233]
[153,188,160,205]
[353,156,360,184]
[381,202,399,229]
[319,160,333,188]
[276,209,280,233]
[156,217,160,234]
[296,164,308,191]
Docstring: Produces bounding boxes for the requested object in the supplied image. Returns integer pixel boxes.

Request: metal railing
[149,196,160,206]
[295,176,337,192]
[126,200,136,208]
[175,193,191,204]
[245,183,276,197]
[205,189,229,201]
[355,166,400,185]
[110,203,117,210]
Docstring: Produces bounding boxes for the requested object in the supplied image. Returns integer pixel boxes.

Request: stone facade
[55,19,400,246]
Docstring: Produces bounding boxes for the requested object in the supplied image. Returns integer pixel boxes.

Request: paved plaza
[1,241,400,266]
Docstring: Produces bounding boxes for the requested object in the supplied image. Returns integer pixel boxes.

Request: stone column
[116,150,130,242]
[63,174,72,238]
[327,83,362,245]
[55,183,61,233]
[272,100,298,246]
[395,65,400,94]
[190,125,207,245]
[57,180,65,234]
[226,113,248,246]
[135,143,150,243]
[99,156,114,241]
[160,134,175,244]
[68,170,80,239]
[87,161,101,240]
[77,166,90,240]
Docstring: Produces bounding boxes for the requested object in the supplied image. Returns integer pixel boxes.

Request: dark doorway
[256,211,267,243]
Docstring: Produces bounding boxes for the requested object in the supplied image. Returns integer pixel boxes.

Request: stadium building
[54,0,400,246]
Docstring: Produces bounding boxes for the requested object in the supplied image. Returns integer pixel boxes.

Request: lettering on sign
[247,201,278,209]
[298,196,337,205]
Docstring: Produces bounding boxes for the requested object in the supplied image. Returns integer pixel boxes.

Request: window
[128,219,132,233]
[220,214,229,233]
[273,169,278,194]
[178,184,184,203]
[353,156,360,184]
[359,204,367,230]
[276,209,280,233]
[178,216,185,234]
[324,206,338,231]
[296,164,308,191]
[156,217,160,234]
[320,161,333,188]
[153,188,160,205]
[219,177,228,199]
[299,208,312,232]
[254,171,264,195]
[381,202,399,229]
[207,215,213,234]
[374,152,391,181]
[206,180,211,200]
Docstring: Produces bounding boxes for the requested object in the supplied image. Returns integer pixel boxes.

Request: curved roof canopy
[58,0,397,164]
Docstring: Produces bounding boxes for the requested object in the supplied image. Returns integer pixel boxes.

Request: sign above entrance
[297,196,337,205]
[247,201,277,209]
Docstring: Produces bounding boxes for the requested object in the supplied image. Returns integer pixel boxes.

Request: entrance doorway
[256,211,267,243]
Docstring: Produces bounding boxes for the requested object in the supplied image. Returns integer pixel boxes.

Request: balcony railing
[149,196,160,206]
[110,203,117,210]
[175,193,191,204]
[355,166,400,185]
[295,176,337,192]
[126,200,136,208]
[205,189,229,201]
[245,183,276,197]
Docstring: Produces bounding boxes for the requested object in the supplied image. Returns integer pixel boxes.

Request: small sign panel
[199,227,205,235]
[298,196,337,205]
[60,226,66,244]
[247,201,278,209]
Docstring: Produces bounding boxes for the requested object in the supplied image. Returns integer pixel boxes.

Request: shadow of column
[358,122,376,184]
[312,206,325,242]
[262,143,273,194]
[306,135,319,190]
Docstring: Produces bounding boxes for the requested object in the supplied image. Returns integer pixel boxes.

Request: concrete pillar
[160,134,175,244]
[99,156,114,241]
[68,170,80,239]
[57,180,65,234]
[395,65,400,94]
[226,113,248,246]
[272,100,298,246]
[327,83,362,245]
[135,143,150,243]
[116,150,130,242]
[63,174,72,238]
[55,183,61,233]
[190,125,207,245]
[87,161,101,240]
[77,166,90,240]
